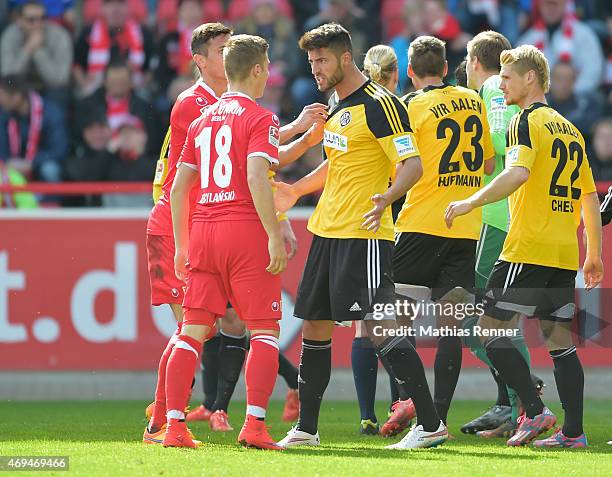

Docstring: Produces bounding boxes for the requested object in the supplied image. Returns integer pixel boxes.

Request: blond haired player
[446,45,603,448]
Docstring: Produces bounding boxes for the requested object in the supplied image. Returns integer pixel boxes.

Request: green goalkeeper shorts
[475,224,507,290]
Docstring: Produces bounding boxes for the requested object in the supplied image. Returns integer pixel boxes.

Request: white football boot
[385,421,448,450]
[277,426,320,448]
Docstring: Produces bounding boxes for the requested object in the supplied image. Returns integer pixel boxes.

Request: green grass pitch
[1,399,611,476]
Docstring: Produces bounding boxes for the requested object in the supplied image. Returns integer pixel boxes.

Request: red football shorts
[183,220,282,326]
[146,233,185,306]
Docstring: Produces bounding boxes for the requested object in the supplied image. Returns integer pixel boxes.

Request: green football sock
[462,315,494,369]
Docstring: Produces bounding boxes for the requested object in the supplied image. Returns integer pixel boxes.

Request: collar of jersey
[422,83,449,93]
[222,91,255,102]
[527,102,549,110]
[195,79,220,100]
[329,78,371,117]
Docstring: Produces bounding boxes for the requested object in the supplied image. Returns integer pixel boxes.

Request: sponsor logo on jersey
[171,288,180,298]
[272,301,280,312]
[490,95,507,112]
[269,126,280,147]
[323,130,348,152]
[196,97,209,114]
[271,114,280,126]
[393,135,416,156]
[339,110,351,126]
[506,145,520,165]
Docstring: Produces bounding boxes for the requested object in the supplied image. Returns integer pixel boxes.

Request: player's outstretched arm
[582,191,604,290]
[362,157,423,232]
[279,103,328,143]
[170,164,198,281]
[273,160,329,213]
[445,165,530,228]
[277,122,324,168]
[248,156,288,275]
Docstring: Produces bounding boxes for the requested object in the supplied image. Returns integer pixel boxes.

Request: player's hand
[174,249,188,281]
[267,235,288,274]
[303,121,324,147]
[445,200,474,228]
[362,194,390,233]
[291,103,328,133]
[280,219,298,259]
[583,256,604,291]
[273,181,299,213]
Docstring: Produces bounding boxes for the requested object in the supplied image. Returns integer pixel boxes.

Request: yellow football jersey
[501,102,596,270]
[395,84,494,239]
[152,127,171,204]
[308,80,420,241]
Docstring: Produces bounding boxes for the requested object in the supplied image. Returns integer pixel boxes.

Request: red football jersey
[179,92,280,222]
[147,80,219,235]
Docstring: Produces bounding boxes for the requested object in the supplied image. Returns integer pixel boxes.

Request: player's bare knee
[169,303,184,322]
[181,324,212,343]
[302,320,334,341]
[354,321,367,338]
[221,308,246,336]
[540,319,573,351]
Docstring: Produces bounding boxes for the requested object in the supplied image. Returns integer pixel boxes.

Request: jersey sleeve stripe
[364,85,396,134]
[178,161,198,171]
[247,151,279,165]
[364,85,399,135]
[159,127,171,160]
[370,83,404,134]
[509,115,519,147]
[392,97,412,132]
[517,110,532,148]
[383,94,404,134]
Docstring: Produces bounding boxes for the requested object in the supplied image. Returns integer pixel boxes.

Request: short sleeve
[580,153,597,196]
[177,121,198,171]
[366,93,420,164]
[505,111,536,171]
[247,112,280,165]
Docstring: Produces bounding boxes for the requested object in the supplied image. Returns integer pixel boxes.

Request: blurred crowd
[0,0,610,208]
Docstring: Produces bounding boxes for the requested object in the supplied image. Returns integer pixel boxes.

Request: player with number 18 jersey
[178,91,282,322]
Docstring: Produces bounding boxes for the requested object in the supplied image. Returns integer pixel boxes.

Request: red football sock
[165,334,203,421]
[150,326,181,429]
[245,334,279,418]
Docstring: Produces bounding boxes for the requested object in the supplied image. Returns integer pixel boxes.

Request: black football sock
[376,336,439,432]
[491,366,511,407]
[551,347,584,437]
[201,333,220,409]
[296,339,332,435]
[212,331,247,412]
[278,351,299,390]
[485,337,544,418]
[379,354,409,402]
[433,336,462,424]
[388,371,400,405]
[351,337,378,422]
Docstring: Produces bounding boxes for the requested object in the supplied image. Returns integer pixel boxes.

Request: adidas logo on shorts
[349,302,362,312]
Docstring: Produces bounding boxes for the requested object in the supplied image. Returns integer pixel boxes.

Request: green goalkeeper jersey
[479,75,520,232]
